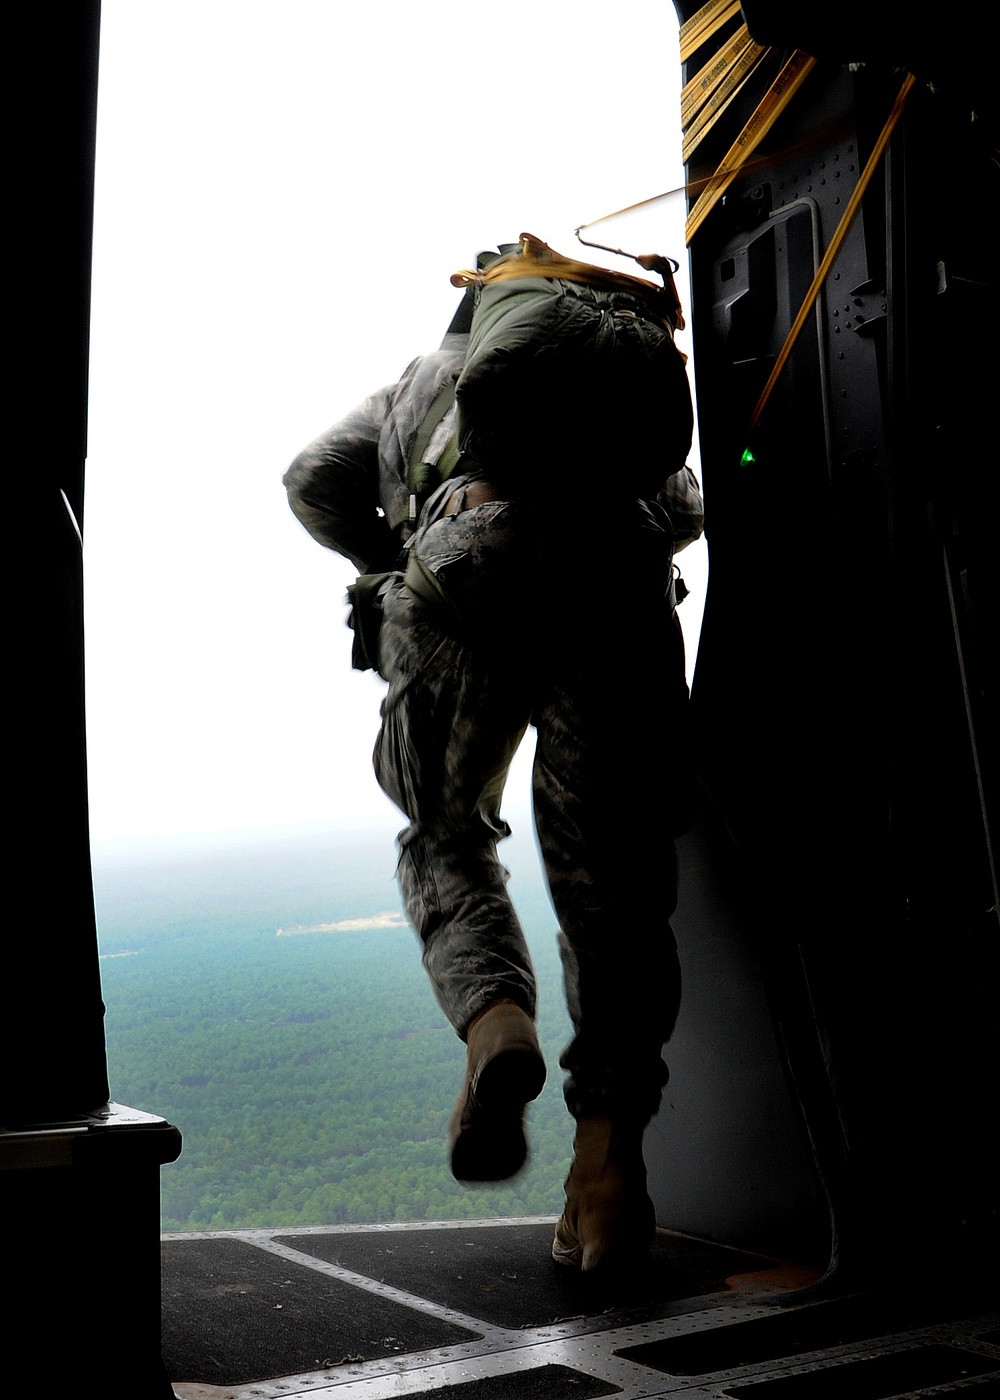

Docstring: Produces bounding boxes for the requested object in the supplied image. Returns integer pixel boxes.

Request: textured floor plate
[278,1222,768,1331]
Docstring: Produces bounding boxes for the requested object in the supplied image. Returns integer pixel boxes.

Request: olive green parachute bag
[449,233,694,502]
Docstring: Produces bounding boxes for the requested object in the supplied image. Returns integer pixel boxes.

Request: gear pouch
[346,571,392,672]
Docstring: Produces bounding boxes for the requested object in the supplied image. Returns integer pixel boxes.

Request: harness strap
[403,547,458,618]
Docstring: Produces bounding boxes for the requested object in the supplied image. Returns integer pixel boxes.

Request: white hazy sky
[84,0,706,846]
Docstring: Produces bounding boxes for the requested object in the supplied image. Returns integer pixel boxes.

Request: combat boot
[449,1000,546,1182]
[551,1116,655,1271]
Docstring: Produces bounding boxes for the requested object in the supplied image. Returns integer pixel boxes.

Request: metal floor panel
[164,1219,1000,1400]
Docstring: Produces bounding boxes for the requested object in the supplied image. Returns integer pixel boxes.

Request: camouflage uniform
[285,350,703,1122]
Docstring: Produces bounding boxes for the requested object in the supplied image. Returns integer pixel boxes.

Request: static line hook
[574,226,680,275]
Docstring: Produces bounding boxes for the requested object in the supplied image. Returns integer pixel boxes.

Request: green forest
[95,822,577,1232]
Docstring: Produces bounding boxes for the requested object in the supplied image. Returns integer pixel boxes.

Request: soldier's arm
[657,465,704,553]
[283,385,398,575]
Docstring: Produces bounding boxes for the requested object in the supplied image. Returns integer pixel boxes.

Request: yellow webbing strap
[679,0,741,64]
[682,29,769,163]
[747,72,918,434]
[685,49,817,245]
[451,233,684,331]
[681,24,759,127]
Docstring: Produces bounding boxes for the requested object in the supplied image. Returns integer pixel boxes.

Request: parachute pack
[352,235,694,672]
[406,233,693,516]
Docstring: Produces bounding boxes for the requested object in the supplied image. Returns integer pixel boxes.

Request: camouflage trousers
[373,478,690,1121]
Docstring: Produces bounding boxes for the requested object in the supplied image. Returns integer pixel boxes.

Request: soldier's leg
[375,570,535,1031]
[532,520,691,1267]
[533,649,685,1124]
[373,492,546,1179]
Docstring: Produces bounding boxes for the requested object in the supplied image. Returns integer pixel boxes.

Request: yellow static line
[679,0,741,63]
[683,39,769,163]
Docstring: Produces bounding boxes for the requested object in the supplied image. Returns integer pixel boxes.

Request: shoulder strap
[396,373,462,534]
